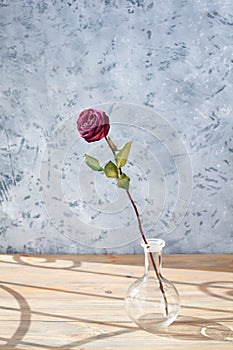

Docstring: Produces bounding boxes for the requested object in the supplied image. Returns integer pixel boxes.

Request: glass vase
[125,239,180,331]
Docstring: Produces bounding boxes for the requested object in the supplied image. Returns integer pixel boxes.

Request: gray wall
[0,0,232,254]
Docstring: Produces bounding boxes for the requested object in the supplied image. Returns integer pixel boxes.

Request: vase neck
[141,239,165,277]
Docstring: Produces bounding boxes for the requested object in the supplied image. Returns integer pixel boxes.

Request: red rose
[77,108,110,143]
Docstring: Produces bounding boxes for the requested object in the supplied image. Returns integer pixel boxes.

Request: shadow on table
[0,282,136,349]
[0,255,136,279]
[6,253,233,273]
[0,284,31,348]
[153,315,233,342]
[0,255,232,280]
[1,255,232,348]
[1,281,233,349]
[199,280,233,302]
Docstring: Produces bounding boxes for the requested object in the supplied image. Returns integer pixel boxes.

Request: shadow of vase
[148,315,233,342]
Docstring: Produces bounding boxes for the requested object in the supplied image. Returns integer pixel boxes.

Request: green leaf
[107,137,118,152]
[116,141,133,168]
[84,154,103,171]
[104,161,118,178]
[117,173,130,190]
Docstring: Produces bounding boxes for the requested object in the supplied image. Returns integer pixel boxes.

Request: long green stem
[104,136,169,316]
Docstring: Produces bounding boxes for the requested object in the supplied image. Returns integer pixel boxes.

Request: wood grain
[0,254,232,349]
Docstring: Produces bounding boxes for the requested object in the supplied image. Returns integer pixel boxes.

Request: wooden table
[0,254,232,349]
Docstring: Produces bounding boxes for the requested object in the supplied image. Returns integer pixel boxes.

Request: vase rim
[141,239,165,252]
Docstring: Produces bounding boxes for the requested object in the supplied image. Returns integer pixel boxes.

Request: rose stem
[104,136,169,316]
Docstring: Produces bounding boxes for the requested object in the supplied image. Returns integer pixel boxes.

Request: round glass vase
[125,239,180,331]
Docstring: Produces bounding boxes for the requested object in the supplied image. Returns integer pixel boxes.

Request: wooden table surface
[0,254,232,349]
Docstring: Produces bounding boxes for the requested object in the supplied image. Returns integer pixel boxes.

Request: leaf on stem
[116,141,132,168]
[107,137,118,152]
[117,173,130,190]
[104,161,118,178]
[84,154,103,171]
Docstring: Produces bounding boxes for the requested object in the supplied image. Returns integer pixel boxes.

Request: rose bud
[77,108,110,143]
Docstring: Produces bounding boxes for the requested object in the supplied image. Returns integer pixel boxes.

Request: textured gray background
[0,0,232,254]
